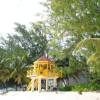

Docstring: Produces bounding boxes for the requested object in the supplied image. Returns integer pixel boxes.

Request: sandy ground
[0,91,100,100]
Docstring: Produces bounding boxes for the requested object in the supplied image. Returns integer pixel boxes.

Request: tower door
[41,79,46,90]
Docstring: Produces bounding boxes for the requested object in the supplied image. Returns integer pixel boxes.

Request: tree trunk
[5,82,8,92]
[62,78,66,86]
[16,84,18,91]
[2,82,8,93]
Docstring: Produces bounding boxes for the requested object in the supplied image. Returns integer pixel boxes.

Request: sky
[0,0,47,37]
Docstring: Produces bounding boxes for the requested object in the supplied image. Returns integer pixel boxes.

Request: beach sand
[0,91,100,100]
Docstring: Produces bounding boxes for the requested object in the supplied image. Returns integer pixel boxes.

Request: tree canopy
[0,21,48,87]
[0,0,100,90]
[45,0,100,81]
[50,0,100,35]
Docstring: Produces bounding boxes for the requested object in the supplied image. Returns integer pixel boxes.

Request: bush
[58,82,100,91]
[72,84,88,91]
[59,85,72,91]
[72,82,100,91]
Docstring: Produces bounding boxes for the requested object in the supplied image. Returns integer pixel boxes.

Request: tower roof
[37,56,51,61]
[34,56,54,64]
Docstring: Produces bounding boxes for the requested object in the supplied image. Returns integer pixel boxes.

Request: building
[27,56,62,92]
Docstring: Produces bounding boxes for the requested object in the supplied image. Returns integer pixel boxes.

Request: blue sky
[0,0,46,37]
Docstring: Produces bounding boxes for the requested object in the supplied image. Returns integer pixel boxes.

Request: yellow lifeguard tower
[27,56,62,92]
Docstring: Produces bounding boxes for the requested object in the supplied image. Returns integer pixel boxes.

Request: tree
[10,56,28,90]
[50,0,100,35]
[1,21,48,64]
[14,22,48,64]
[0,48,11,92]
[45,0,100,84]
[0,21,48,90]
[74,38,100,80]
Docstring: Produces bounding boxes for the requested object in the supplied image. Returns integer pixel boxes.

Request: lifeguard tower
[27,56,62,92]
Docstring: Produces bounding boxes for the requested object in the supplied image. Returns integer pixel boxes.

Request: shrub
[72,82,100,91]
[59,85,72,91]
[58,82,100,91]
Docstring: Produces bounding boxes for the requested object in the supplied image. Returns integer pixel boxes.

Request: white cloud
[0,0,46,37]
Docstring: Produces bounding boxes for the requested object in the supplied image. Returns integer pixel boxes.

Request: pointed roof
[37,56,51,61]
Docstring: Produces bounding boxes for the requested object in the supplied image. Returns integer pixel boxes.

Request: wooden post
[46,79,48,91]
[54,78,57,87]
[32,79,34,91]
[38,78,41,92]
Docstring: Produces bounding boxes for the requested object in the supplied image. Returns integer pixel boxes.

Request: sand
[0,91,100,100]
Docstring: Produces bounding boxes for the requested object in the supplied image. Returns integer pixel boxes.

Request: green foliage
[72,82,100,91]
[0,0,100,91]
[13,22,47,64]
[74,38,100,80]
[47,0,100,83]
[59,82,100,91]
[59,85,72,91]
[0,21,48,86]
[50,0,100,34]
